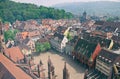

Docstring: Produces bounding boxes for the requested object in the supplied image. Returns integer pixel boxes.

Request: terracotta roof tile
[21,32,29,39]
[0,53,32,79]
[4,46,24,63]
[28,31,40,37]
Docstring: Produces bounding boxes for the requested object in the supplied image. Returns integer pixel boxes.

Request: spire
[48,56,51,79]
[37,64,40,78]
[64,62,66,69]
[48,56,56,79]
[63,62,70,79]
[40,59,43,66]
[48,56,51,65]
[84,69,88,79]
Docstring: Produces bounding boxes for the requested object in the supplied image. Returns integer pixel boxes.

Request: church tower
[80,11,87,23]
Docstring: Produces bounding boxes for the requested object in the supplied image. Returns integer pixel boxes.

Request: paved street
[33,50,85,79]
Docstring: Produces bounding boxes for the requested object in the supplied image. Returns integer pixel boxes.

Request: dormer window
[116,62,119,66]
[102,57,105,59]
[99,55,101,58]
[105,59,108,61]
[109,60,112,63]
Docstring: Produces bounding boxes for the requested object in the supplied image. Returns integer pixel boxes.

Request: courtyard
[33,50,85,79]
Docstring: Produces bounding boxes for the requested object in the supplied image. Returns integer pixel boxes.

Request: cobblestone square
[34,50,85,79]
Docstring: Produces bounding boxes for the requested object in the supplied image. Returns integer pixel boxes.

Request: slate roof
[56,26,67,34]
[68,36,78,45]
[54,32,64,40]
[83,35,111,49]
[74,39,98,58]
[101,22,120,32]
[94,21,104,25]
[112,35,120,43]
[0,53,32,79]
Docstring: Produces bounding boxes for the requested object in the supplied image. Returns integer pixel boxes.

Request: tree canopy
[4,29,19,42]
[67,32,73,41]
[0,0,73,23]
[35,42,51,53]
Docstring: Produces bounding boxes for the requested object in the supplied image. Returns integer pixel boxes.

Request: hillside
[53,1,120,16]
[0,0,73,23]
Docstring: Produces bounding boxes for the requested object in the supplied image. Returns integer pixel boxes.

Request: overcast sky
[11,0,120,6]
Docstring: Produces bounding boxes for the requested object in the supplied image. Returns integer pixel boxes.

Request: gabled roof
[22,37,30,44]
[4,46,24,63]
[101,22,120,32]
[56,26,67,34]
[112,35,120,43]
[0,53,32,79]
[70,36,78,43]
[0,62,15,79]
[83,35,111,49]
[28,31,40,37]
[37,37,48,43]
[54,32,64,40]
[94,21,105,25]
[68,36,78,45]
[74,39,98,58]
[21,32,29,39]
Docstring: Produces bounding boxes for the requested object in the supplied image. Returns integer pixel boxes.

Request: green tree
[67,32,72,41]
[4,29,19,42]
[35,42,51,53]
[0,0,73,23]
[44,42,51,50]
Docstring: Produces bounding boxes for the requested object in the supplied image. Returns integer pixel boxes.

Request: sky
[11,0,120,6]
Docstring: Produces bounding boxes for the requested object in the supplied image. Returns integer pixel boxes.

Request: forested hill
[0,0,73,23]
[53,1,120,16]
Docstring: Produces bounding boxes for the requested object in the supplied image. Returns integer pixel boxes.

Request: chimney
[51,65,55,79]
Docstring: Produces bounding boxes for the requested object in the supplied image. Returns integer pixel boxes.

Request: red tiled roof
[4,46,24,63]
[0,53,32,79]
[28,31,40,37]
[21,32,29,39]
